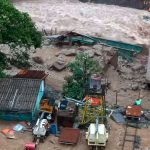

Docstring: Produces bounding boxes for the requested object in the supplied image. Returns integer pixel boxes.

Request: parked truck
[86,117,108,150]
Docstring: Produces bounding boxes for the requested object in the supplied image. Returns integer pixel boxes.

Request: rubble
[52,55,67,71]
[84,50,94,58]
[117,55,148,90]
[32,56,44,64]
[94,49,102,56]
[132,64,144,71]
[78,46,92,51]
[52,61,67,71]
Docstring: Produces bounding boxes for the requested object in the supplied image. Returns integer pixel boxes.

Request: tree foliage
[0,52,8,78]
[0,0,42,77]
[63,53,101,100]
[0,0,42,49]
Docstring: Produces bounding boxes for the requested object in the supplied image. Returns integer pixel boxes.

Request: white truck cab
[86,123,108,147]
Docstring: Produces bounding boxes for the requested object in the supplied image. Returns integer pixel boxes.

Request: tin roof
[126,105,142,117]
[59,128,80,144]
[0,78,42,112]
[14,70,48,79]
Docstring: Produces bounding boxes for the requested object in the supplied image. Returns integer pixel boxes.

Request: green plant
[0,0,42,49]
[0,0,42,71]
[63,53,101,99]
[0,52,8,78]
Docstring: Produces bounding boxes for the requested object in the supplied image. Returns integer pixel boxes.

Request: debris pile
[117,56,148,90]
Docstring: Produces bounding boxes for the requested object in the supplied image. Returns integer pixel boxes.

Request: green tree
[0,0,42,76]
[63,53,101,100]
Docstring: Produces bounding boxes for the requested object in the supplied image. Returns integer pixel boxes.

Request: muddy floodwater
[13,0,150,45]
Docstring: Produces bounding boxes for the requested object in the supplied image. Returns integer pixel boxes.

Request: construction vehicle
[32,98,56,144]
[86,117,109,150]
[80,74,107,125]
[32,112,49,144]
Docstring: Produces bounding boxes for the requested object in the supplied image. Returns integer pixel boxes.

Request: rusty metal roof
[14,70,48,80]
[59,128,80,144]
[57,111,74,118]
[0,78,42,112]
[126,105,142,117]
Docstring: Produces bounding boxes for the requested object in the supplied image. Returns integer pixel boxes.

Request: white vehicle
[33,112,49,143]
[86,117,108,148]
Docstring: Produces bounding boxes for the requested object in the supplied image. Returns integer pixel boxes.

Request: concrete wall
[146,49,150,82]
[32,80,44,120]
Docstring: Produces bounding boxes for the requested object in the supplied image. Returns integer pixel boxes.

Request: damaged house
[0,70,47,121]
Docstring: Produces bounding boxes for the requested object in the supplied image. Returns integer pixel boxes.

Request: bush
[9,52,31,68]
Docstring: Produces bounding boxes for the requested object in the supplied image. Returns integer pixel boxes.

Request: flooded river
[13,0,150,45]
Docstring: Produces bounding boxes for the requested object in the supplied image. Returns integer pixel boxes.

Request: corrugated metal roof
[59,128,80,144]
[14,70,48,79]
[0,78,42,112]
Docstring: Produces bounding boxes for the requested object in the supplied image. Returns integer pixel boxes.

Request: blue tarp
[111,112,126,124]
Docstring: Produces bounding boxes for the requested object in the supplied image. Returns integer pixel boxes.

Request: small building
[57,100,76,130]
[0,78,44,121]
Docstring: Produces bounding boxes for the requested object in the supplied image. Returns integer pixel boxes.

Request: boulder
[59,49,76,56]
[47,64,53,70]
[52,55,67,71]
[52,61,67,71]
[94,49,102,56]
[32,56,44,64]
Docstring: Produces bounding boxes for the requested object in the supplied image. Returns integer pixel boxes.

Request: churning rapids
[13,0,150,45]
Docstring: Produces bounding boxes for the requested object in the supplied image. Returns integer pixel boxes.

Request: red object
[59,128,80,144]
[25,143,36,150]
[126,105,142,118]
[84,96,102,106]
[14,70,48,79]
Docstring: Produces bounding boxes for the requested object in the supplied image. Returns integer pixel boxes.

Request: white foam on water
[13,0,150,45]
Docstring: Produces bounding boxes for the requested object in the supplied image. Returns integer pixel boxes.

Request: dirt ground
[1,45,150,150]
[0,66,150,150]
[0,119,150,150]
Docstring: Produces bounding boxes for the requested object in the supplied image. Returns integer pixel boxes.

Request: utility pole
[115,90,118,106]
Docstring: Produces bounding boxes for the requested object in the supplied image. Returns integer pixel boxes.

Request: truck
[86,117,109,149]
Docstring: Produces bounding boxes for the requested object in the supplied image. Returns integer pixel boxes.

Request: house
[0,70,47,121]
